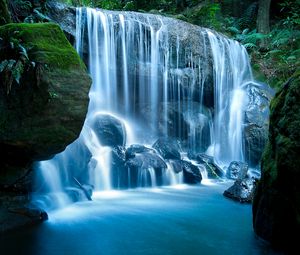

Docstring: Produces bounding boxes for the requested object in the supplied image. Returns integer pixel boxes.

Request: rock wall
[253,71,300,251]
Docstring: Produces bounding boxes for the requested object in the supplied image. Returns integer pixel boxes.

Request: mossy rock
[0,23,91,185]
[253,71,300,251]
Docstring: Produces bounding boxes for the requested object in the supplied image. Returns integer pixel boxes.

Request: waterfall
[32,7,256,210]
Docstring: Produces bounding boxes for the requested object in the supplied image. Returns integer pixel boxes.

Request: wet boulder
[125,146,167,188]
[182,160,202,184]
[0,23,91,186]
[188,152,223,178]
[223,177,257,203]
[226,161,248,180]
[125,144,155,160]
[90,114,126,147]
[111,146,127,189]
[153,138,182,160]
[168,159,184,174]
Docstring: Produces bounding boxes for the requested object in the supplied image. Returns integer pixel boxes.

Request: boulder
[188,152,223,178]
[111,146,127,189]
[0,23,90,184]
[226,161,248,180]
[125,148,167,188]
[0,23,90,232]
[125,144,155,160]
[153,138,182,160]
[0,194,48,233]
[168,159,184,174]
[90,114,126,147]
[182,160,202,184]
[223,177,257,203]
[244,83,274,167]
[253,73,300,251]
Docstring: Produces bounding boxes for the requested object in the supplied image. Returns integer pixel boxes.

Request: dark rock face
[253,74,300,251]
[90,114,126,147]
[182,160,202,184]
[153,138,182,160]
[226,161,248,180]
[224,178,257,203]
[244,83,274,167]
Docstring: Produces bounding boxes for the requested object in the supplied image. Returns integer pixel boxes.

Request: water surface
[1,182,280,255]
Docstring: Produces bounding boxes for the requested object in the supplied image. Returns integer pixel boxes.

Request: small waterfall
[33,7,259,210]
[206,31,251,165]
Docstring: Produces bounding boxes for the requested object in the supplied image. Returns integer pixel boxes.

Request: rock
[223,177,257,203]
[244,83,274,167]
[0,23,90,170]
[47,1,77,44]
[0,194,48,233]
[253,73,300,251]
[125,144,155,160]
[182,160,202,184]
[125,149,167,188]
[226,161,248,180]
[90,114,126,147]
[111,146,127,189]
[126,152,167,171]
[188,152,223,178]
[168,160,184,174]
[139,102,212,152]
[153,138,182,160]
[63,138,92,185]
[0,23,90,232]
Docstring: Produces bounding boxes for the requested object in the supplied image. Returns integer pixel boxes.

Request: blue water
[1,182,280,255]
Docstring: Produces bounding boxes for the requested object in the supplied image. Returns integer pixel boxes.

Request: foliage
[182,3,221,30]
[223,0,300,89]
[0,35,32,94]
[279,0,300,28]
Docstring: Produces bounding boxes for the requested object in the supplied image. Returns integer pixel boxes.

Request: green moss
[0,23,85,71]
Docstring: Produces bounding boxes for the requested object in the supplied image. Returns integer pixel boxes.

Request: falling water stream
[33,7,256,210]
[1,7,282,255]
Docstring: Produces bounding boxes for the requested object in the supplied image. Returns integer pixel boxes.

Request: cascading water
[33,7,257,210]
